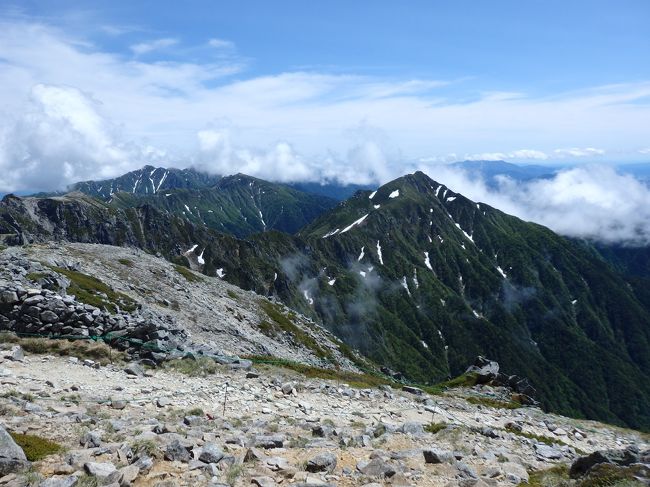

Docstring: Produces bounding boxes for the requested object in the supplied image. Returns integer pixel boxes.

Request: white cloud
[130,37,178,55]
[0,84,150,192]
[208,38,235,50]
[554,147,605,157]
[417,164,650,245]
[639,148,650,154]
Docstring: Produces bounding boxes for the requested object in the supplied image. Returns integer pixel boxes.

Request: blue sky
[1,1,650,192]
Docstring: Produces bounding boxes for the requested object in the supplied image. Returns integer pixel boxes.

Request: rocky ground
[1,345,648,487]
[0,243,358,369]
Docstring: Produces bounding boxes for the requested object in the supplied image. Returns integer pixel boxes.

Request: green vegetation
[226,289,240,300]
[187,407,204,416]
[26,272,48,281]
[9,433,63,461]
[505,424,568,447]
[259,301,333,360]
[1,390,35,402]
[519,463,646,487]
[164,357,219,377]
[117,258,134,267]
[0,333,124,365]
[173,264,203,283]
[75,475,99,487]
[131,439,161,458]
[466,395,522,410]
[49,266,137,313]
[247,355,392,389]
[437,373,478,389]
[424,422,448,434]
[225,464,244,486]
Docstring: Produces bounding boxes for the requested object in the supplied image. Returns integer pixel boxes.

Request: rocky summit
[1,341,648,487]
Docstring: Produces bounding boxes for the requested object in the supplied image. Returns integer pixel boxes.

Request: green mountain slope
[2,171,650,430]
[109,174,337,237]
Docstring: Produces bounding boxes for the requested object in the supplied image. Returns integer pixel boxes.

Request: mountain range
[1,165,649,432]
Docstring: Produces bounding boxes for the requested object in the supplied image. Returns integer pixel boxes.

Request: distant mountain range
[1,164,650,431]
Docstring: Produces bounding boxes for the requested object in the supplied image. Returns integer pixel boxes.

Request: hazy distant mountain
[450,160,560,184]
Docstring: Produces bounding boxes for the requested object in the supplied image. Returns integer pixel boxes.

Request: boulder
[199,443,225,464]
[466,356,499,383]
[164,440,191,463]
[0,425,29,476]
[423,447,454,464]
[306,452,337,473]
[570,447,641,478]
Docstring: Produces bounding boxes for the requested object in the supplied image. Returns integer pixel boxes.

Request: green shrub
[424,422,448,434]
[9,433,63,461]
[173,264,202,283]
[117,258,134,267]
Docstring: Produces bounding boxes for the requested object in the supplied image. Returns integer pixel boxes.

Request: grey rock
[251,477,276,487]
[306,452,337,473]
[423,447,455,464]
[357,457,397,478]
[401,385,424,395]
[84,461,117,478]
[254,434,285,449]
[400,421,424,435]
[0,290,18,304]
[244,447,266,462]
[40,310,59,324]
[164,439,191,463]
[124,363,144,377]
[7,345,24,362]
[0,425,29,476]
[535,444,563,460]
[199,443,225,464]
[570,447,641,478]
[80,430,102,448]
[38,476,79,487]
[456,461,479,479]
[110,399,127,410]
[156,397,170,408]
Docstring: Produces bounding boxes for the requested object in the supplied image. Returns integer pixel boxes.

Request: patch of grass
[75,475,99,487]
[225,464,244,486]
[117,258,134,267]
[287,436,309,448]
[1,390,35,402]
[226,289,239,300]
[9,433,63,461]
[246,355,392,389]
[520,464,570,487]
[0,335,124,365]
[49,266,137,313]
[187,407,204,416]
[437,373,479,389]
[173,264,203,283]
[576,463,648,487]
[26,272,48,281]
[505,424,568,447]
[466,395,522,410]
[424,422,448,434]
[131,439,161,458]
[258,301,333,360]
[164,357,219,377]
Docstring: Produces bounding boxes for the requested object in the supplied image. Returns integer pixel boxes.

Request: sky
[1,0,650,245]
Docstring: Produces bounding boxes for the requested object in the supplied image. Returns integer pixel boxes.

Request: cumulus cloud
[130,37,178,55]
[418,164,650,246]
[0,84,152,192]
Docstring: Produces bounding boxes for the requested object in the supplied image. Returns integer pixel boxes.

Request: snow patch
[328,278,336,286]
[389,189,400,198]
[322,228,340,238]
[376,241,384,265]
[216,268,226,278]
[496,266,507,278]
[357,246,365,261]
[424,252,433,271]
[340,214,369,234]
[401,276,411,296]
[369,190,377,199]
[197,250,205,265]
